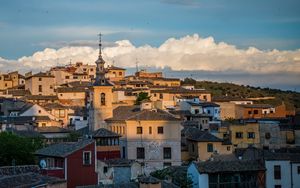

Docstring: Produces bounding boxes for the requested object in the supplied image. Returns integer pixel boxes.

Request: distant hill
[182,78,300,109]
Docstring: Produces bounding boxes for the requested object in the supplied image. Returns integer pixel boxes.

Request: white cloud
[1,34,300,76]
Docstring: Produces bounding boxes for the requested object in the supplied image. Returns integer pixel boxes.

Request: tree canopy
[0,132,43,166]
[135,92,151,105]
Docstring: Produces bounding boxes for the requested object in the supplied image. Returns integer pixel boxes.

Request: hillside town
[1,36,300,188]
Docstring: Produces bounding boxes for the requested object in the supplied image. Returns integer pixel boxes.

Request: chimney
[140,100,153,110]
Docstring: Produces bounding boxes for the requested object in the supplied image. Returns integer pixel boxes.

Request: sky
[0,0,300,90]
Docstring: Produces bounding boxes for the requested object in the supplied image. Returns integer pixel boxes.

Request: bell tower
[89,33,113,131]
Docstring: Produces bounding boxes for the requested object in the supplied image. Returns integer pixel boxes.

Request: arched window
[101,93,106,105]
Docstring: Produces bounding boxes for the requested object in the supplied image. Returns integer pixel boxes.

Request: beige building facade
[106,105,182,174]
[25,72,55,95]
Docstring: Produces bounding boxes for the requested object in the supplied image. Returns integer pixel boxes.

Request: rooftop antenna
[112,59,115,66]
[69,59,72,65]
[136,58,139,73]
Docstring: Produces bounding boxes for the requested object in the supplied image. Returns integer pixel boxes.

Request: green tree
[151,167,193,188]
[0,132,41,166]
[182,77,196,85]
[135,92,150,105]
[68,131,81,142]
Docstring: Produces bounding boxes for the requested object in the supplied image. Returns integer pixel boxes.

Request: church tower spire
[98,33,102,57]
[89,33,113,131]
[94,33,111,86]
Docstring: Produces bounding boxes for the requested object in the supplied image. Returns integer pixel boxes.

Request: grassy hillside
[182,78,300,109]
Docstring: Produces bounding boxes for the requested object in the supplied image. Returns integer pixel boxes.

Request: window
[203,95,207,101]
[59,110,65,118]
[103,166,108,173]
[207,143,213,152]
[42,123,46,127]
[275,185,281,188]
[254,110,258,114]
[38,110,41,113]
[137,127,143,134]
[122,146,126,158]
[223,133,229,139]
[100,93,105,105]
[207,110,211,114]
[136,147,145,159]
[195,109,199,114]
[298,166,300,174]
[90,68,94,72]
[227,146,231,151]
[163,162,172,167]
[149,127,152,134]
[248,132,255,139]
[119,72,122,76]
[39,77,42,81]
[163,147,172,159]
[65,76,69,79]
[154,93,157,97]
[274,165,281,179]
[157,127,164,134]
[159,93,163,99]
[248,110,252,114]
[83,151,91,165]
[38,85,42,92]
[265,132,271,139]
[236,132,243,139]
[192,143,195,152]
[46,158,55,168]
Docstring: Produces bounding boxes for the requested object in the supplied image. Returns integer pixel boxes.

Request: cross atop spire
[98,33,102,57]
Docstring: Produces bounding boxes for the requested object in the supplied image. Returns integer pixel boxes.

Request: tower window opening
[101,93,106,105]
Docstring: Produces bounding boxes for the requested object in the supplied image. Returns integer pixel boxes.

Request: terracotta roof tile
[92,128,121,138]
[183,127,223,142]
[194,160,265,173]
[35,139,94,157]
[106,106,179,121]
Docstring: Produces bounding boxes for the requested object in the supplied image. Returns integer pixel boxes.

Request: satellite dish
[40,159,47,169]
